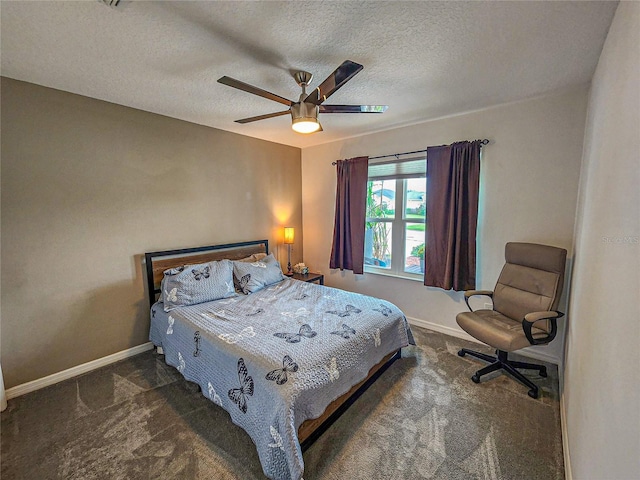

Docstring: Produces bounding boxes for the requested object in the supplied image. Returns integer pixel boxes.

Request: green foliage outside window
[366,182,390,264]
[411,243,425,259]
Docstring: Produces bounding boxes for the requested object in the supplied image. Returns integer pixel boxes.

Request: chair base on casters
[457,348,547,399]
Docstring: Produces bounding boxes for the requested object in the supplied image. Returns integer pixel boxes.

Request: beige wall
[564,2,640,479]
[0,78,302,388]
[301,86,589,365]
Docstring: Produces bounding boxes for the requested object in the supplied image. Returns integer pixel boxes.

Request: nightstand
[290,272,324,285]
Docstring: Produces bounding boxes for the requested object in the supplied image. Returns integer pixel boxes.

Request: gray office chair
[456,242,567,398]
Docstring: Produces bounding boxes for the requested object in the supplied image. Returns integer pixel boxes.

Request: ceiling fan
[217,60,387,134]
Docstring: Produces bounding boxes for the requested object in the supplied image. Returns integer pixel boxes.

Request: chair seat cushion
[456,309,547,352]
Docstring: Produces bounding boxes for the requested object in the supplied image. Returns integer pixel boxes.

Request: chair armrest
[522,311,565,345]
[463,290,494,312]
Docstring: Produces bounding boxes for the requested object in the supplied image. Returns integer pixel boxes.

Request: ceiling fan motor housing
[291,101,319,122]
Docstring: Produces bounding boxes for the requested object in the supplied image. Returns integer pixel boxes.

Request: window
[364,156,426,279]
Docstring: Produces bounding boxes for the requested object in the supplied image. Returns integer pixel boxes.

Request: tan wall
[564,2,640,478]
[0,78,302,388]
[301,86,589,365]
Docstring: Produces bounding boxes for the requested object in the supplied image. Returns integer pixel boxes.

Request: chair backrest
[493,243,567,326]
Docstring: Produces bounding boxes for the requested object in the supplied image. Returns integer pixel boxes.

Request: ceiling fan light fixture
[292,118,321,134]
[291,102,321,134]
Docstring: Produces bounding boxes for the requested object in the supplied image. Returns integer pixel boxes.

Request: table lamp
[284,227,294,276]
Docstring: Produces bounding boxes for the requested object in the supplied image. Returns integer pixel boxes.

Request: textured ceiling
[1,1,616,148]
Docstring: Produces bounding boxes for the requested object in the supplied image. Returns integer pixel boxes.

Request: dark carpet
[1,326,563,479]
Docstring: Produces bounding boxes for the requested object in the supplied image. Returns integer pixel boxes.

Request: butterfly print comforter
[149,277,414,480]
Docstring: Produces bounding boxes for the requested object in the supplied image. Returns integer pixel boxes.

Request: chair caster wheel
[528,389,538,399]
[471,374,480,384]
[539,368,547,378]
[458,350,465,357]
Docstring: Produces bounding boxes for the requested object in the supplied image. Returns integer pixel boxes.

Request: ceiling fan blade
[305,60,364,105]
[235,110,291,124]
[320,105,388,113]
[218,76,293,107]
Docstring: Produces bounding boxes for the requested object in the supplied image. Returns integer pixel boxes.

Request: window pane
[364,222,392,269]
[404,177,426,221]
[404,223,425,274]
[367,180,395,219]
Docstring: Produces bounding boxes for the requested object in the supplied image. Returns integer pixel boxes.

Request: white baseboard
[560,393,573,480]
[5,342,154,400]
[406,316,560,365]
[407,316,482,343]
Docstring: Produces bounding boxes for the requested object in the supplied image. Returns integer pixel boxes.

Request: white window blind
[368,156,426,180]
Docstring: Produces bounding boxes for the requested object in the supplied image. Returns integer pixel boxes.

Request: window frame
[364,156,426,281]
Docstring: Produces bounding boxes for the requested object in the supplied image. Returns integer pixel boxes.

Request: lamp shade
[284,227,295,244]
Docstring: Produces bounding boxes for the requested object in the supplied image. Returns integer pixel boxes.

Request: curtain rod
[331,139,489,165]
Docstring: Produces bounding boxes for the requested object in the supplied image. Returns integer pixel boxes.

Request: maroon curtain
[329,156,369,274]
[424,141,481,291]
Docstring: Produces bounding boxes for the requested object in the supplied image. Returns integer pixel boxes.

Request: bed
[145,240,414,480]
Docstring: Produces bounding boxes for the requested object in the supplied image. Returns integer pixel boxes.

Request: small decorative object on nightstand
[291,272,324,285]
[293,263,309,274]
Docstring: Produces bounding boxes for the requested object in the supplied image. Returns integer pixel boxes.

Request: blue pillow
[162,259,236,311]
[233,253,285,294]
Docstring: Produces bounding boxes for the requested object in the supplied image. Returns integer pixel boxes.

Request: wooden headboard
[144,239,269,307]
